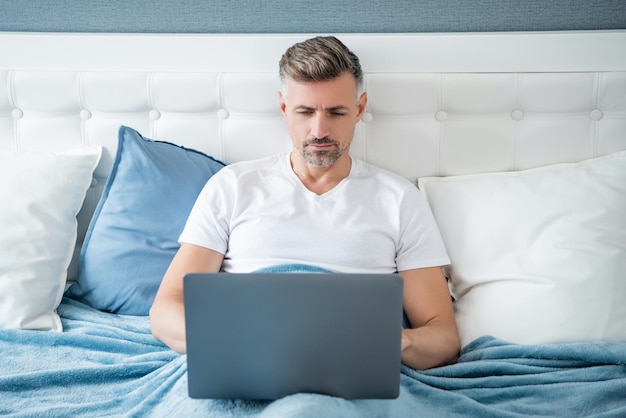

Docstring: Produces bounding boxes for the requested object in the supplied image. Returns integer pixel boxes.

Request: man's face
[279,72,367,167]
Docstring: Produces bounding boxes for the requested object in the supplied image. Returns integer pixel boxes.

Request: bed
[1,30,625,417]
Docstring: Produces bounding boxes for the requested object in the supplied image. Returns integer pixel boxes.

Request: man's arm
[399,266,460,370]
[149,243,224,353]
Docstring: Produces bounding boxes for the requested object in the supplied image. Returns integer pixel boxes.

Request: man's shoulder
[353,157,415,189]
[220,153,286,176]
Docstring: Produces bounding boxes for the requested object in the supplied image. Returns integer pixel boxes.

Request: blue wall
[1,0,625,33]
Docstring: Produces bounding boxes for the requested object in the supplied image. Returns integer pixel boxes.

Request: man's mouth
[308,143,334,150]
[305,138,337,150]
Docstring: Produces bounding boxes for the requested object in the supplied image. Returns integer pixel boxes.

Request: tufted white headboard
[1,31,625,277]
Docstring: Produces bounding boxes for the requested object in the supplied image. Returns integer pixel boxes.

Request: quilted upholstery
[0,33,625,279]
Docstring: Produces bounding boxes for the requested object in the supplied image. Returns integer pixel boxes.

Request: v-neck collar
[283,152,355,198]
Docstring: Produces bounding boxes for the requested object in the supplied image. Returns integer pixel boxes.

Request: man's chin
[304,156,335,167]
[301,149,335,166]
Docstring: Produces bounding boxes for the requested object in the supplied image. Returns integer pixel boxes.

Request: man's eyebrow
[294,105,350,111]
[326,105,350,112]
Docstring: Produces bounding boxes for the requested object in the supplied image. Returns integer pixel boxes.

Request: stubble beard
[301,137,343,167]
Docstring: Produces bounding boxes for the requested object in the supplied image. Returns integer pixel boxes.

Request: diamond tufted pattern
[1,32,625,279]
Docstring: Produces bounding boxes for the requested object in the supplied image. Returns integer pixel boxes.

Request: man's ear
[356,92,368,120]
[278,91,287,116]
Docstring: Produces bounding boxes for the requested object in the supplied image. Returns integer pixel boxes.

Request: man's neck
[289,151,352,195]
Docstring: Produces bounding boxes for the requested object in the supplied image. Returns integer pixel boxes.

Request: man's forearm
[150,299,187,354]
[401,320,460,370]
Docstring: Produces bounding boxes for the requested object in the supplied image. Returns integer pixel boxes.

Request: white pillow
[418,150,626,347]
[0,146,101,331]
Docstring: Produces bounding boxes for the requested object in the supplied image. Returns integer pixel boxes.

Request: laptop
[183,272,404,400]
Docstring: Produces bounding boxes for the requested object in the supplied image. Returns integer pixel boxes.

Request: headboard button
[590,109,603,121]
[80,109,92,120]
[435,111,447,122]
[361,112,373,123]
[149,110,161,120]
[12,108,23,119]
[217,109,230,119]
[511,109,524,121]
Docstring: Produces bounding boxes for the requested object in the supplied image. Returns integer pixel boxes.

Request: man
[150,36,460,370]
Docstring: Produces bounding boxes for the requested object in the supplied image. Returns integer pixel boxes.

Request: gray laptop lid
[183,272,403,400]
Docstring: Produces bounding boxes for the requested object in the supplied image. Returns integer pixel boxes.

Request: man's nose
[310,114,331,139]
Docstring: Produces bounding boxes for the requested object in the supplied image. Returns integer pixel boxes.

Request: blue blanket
[1,297,625,417]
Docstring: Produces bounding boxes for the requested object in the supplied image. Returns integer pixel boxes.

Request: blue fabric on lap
[253,263,335,273]
[1,298,625,417]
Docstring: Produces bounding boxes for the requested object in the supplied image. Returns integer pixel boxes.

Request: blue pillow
[65,126,225,315]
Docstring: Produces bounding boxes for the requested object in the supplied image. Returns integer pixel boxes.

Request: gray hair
[279,36,364,99]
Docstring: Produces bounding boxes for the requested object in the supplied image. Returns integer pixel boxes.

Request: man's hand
[401,330,412,352]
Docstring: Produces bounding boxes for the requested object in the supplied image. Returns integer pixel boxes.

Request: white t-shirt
[179,153,450,273]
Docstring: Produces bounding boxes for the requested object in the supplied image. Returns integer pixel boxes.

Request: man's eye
[331,112,346,117]
[296,111,313,115]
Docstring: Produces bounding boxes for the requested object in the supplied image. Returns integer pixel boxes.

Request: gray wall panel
[0,0,624,33]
